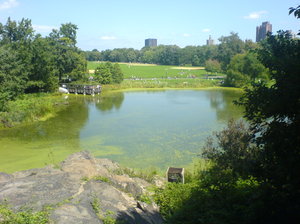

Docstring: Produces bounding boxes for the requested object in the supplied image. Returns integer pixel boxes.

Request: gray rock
[0,151,164,224]
[0,172,12,183]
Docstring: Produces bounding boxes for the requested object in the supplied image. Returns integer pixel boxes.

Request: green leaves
[224,52,269,87]
[94,62,124,84]
[0,18,86,111]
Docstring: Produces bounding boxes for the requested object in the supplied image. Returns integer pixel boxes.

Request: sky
[0,0,299,50]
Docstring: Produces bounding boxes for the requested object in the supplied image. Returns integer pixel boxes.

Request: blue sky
[0,0,299,50]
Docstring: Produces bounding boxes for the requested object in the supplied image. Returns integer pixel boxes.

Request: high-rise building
[256,21,272,42]
[145,38,157,47]
[287,30,297,39]
[206,35,214,46]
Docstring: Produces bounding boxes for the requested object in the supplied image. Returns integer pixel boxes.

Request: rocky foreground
[0,151,164,224]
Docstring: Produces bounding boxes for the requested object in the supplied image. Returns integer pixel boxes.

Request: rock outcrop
[0,151,164,224]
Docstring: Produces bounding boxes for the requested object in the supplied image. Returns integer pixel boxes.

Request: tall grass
[0,93,67,128]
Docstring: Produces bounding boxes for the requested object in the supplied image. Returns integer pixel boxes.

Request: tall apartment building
[256,21,272,42]
[206,35,214,46]
[145,38,157,47]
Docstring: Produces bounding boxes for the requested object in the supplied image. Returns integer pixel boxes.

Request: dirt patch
[171,66,205,70]
[119,63,157,66]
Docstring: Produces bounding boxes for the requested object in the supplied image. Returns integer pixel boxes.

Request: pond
[0,89,244,173]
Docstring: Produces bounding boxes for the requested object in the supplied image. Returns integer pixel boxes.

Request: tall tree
[217,32,245,70]
[0,17,34,45]
[26,36,58,92]
[48,23,86,81]
[238,18,300,222]
[0,45,27,110]
[224,52,269,87]
[58,23,78,46]
[111,63,124,84]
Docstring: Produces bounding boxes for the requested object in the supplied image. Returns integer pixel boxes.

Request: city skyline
[0,0,298,50]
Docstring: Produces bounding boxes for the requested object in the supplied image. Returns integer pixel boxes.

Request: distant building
[287,30,297,39]
[256,21,272,42]
[145,38,157,47]
[206,35,214,46]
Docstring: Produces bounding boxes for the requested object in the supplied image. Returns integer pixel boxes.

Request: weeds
[81,176,111,183]
[90,195,119,224]
[113,167,159,184]
[0,93,68,128]
[0,204,50,224]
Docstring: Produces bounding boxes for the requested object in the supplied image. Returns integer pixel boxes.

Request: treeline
[153,6,300,224]
[86,32,270,87]
[86,32,256,69]
[0,18,86,111]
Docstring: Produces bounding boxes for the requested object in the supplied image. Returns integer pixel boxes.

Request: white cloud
[100,36,117,40]
[33,25,58,33]
[0,0,19,10]
[202,28,211,33]
[244,11,268,19]
[183,33,191,37]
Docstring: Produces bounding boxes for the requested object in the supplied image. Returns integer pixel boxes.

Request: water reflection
[206,89,244,121]
[95,92,124,112]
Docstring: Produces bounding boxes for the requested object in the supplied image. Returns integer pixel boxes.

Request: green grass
[0,204,50,224]
[0,93,68,128]
[103,78,222,90]
[87,62,222,79]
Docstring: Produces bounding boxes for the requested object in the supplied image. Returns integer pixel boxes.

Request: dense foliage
[0,18,86,111]
[238,28,300,222]
[154,5,300,224]
[94,62,124,84]
[224,52,269,87]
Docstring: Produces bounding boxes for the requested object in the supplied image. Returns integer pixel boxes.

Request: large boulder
[0,151,164,224]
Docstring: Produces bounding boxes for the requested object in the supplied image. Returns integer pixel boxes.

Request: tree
[0,45,27,111]
[217,32,245,70]
[0,17,34,45]
[191,55,200,66]
[58,23,78,46]
[85,49,102,61]
[111,63,124,84]
[205,59,222,73]
[237,14,300,222]
[94,63,112,84]
[94,62,124,84]
[25,36,58,93]
[156,45,180,65]
[224,52,269,87]
[289,5,300,34]
[48,23,86,81]
[202,119,259,177]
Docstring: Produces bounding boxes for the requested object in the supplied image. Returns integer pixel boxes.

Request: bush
[94,62,124,84]
[0,93,66,127]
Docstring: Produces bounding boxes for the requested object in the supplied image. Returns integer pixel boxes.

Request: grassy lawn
[103,78,221,90]
[88,61,217,79]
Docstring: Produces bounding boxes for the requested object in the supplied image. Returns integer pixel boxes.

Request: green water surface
[0,89,243,173]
